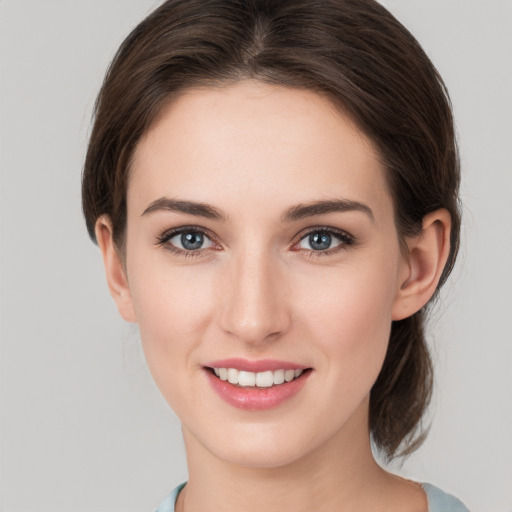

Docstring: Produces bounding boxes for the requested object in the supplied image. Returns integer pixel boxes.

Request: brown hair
[82,0,460,459]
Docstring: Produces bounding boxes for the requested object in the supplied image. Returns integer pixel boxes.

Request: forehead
[129,81,392,221]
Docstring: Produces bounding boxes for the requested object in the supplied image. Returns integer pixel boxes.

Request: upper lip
[204,358,310,373]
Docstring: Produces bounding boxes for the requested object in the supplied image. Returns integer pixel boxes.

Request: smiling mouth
[206,367,311,388]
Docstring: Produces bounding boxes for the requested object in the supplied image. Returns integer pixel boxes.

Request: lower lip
[205,369,311,411]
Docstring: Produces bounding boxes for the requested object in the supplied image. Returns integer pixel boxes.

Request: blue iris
[181,232,204,250]
[309,232,332,250]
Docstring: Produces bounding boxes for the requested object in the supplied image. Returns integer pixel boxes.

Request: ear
[95,216,137,323]
[392,209,452,321]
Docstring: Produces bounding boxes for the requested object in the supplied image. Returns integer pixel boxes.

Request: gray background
[1,1,511,511]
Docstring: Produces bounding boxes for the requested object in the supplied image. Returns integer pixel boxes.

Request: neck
[179,401,403,512]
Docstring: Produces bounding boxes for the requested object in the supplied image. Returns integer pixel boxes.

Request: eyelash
[156,226,219,259]
[293,226,355,258]
[155,225,355,259]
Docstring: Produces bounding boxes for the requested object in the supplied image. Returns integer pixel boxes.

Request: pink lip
[204,358,309,372]
[203,360,312,411]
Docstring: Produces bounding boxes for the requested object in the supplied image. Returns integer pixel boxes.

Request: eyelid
[156,225,221,254]
[291,226,355,254]
[155,225,355,258]
[295,225,354,242]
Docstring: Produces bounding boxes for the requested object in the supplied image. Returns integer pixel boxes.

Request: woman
[82,0,468,510]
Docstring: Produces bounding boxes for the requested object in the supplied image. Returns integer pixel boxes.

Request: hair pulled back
[82,0,460,459]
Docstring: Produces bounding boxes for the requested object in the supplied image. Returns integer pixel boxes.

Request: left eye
[297,230,349,251]
[167,230,214,251]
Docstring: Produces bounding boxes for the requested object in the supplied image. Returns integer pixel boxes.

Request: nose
[218,248,291,346]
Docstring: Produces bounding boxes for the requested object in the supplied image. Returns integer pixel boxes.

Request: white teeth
[273,369,285,385]
[256,371,274,387]
[212,367,306,387]
[284,369,295,382]
[238,371,256,387]
[227,368,239,384]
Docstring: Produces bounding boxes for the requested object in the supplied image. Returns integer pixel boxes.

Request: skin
[96,81,451,512]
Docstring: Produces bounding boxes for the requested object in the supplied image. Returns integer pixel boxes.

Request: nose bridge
[219,244,290,344]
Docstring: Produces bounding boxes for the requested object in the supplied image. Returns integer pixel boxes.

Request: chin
[184,416,337,471]
[213,438,309,469]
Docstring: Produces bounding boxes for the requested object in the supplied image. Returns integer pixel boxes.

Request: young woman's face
[123,81,410,468]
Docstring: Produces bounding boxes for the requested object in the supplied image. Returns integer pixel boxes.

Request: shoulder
[154,483,186,512]
[155,482,470,512]
[421,483,470,512]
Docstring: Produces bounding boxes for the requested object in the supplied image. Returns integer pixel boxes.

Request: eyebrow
[282,199,374,223]
[141,198,228,221]
[141,197,374,223]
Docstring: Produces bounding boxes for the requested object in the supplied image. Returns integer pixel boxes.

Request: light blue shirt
[155,482,469,511]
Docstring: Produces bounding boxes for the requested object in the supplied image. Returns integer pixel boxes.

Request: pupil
[181,232,203,250]
[310,232,331,250]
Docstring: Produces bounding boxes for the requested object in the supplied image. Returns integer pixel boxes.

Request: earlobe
[392,209,452,321]
[95,216,137,323]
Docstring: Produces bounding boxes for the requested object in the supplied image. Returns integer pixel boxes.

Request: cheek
[127,257,216,383]
[295,260,398,379]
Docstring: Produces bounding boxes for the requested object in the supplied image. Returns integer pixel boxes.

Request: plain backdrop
[1,1,511,511]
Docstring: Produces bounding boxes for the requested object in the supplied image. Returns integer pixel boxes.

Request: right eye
[170,231,214,251]
[157,228,216,256]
